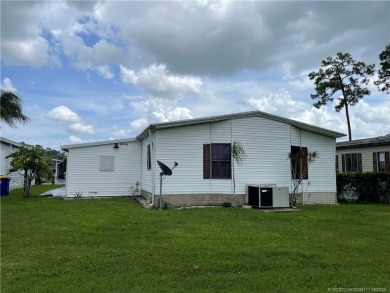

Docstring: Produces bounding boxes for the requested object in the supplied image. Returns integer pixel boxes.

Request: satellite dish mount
[157,160,178,210]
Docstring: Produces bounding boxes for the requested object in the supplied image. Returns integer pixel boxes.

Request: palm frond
[0,90,30,128]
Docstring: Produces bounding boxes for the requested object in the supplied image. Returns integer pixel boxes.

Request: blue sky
[1,1,389,150]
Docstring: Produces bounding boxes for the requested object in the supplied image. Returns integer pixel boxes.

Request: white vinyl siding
[290,126,302,146]
[65,141,141,197]
[153,116,332,196]
[300,131,337,193]
[141,131,156,194]
[1,141,19,175]
[156,123,212,195]
[1,146,12,175]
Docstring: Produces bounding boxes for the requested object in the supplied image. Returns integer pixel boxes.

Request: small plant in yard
[73,191,83,199]
[128,181,140,199]
[231,141,246,207]
[288,148,318,206]
[338,184,359,203]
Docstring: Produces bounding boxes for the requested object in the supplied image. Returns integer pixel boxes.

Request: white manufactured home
[1,137,20,176]
[61,111,345,206]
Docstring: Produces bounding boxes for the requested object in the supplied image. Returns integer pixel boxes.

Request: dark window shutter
[373,152,377,171]
[358,153,362,172]
[302,147,308,179]
[203,144,211,179]
[147,144,151,170]
[385,152,390,172]
[342,154,345,172]
[336,155,339,173]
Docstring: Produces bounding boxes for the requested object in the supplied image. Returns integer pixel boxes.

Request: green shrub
[337,172,390,203]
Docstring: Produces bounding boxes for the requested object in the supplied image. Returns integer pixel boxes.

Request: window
[373,152,389,172]
[341,153,362,172]
[100,155,115,172]
[378,152,385,171]
[203,143,231,179]
[290,146,308,179]
[147,144,151,170]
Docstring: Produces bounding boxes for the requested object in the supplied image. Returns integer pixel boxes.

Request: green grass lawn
[1,185,389,292]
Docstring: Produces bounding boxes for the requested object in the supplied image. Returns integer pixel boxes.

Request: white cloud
[130,118,148,131]
[120,64,202,99]
[68,122,95,134]
[1,78,17,92]
[142,98,193,123]
[247,91,347,136]
[0,2,51,68]
[287,71,315,91]
[110,126,130,137]
[2,38,50,68]
[247,91,308,116]
[46,106,81,122]
[68,135,86,143]
[247,90,390,141]
[62,37,123,69]
[153,107,192,122]
[2,1,389,148]
[96,65,115,79]
[109,118,148,138]
[291,107,346,136]
[126,98,193,128]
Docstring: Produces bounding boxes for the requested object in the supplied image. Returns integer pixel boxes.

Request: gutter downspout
[149,129,155,206]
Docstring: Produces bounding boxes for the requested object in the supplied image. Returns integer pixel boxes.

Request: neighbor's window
[203,143,231,179]
[373,152,387,172]
[342,153,361,172]
[100,155,115,172]
[147,144,151,170]
[378,152,385,171]
[290,146,308,180]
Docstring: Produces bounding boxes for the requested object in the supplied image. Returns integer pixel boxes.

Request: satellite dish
[157,160,172,176]
[157,160,178,210]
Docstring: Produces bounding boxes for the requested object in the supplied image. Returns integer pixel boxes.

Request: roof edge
[137,110,346,139]
[61,138,138,151]
[0,136,21,147]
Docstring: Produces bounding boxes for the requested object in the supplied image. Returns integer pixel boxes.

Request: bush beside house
[337,172,390,203]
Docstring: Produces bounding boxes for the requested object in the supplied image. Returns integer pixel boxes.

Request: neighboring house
[0,136,24,190]
[61,111,345,206]
[50,159,65,181]
[1,136,20,175]
[336,134,390,173]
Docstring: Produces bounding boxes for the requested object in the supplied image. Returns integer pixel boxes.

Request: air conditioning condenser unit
[246,185,289,208]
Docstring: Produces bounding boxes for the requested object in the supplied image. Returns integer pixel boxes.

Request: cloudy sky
[1,1,389,150]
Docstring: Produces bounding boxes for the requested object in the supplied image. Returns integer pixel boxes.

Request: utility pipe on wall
[149,129,155,206]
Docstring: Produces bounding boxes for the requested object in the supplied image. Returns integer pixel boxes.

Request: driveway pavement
[41,187,66,197]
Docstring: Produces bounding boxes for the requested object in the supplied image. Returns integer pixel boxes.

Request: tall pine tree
[308,52,375,141]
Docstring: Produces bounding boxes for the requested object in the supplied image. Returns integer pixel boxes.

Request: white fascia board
[61,138,138,151]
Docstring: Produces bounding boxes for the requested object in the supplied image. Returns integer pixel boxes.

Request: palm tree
[0,90,30,128]
[231,141,246,207]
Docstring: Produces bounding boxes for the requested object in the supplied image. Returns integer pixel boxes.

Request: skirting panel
[141,189,337,207]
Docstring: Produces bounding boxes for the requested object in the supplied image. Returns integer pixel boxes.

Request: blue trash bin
[0,176,10,196]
